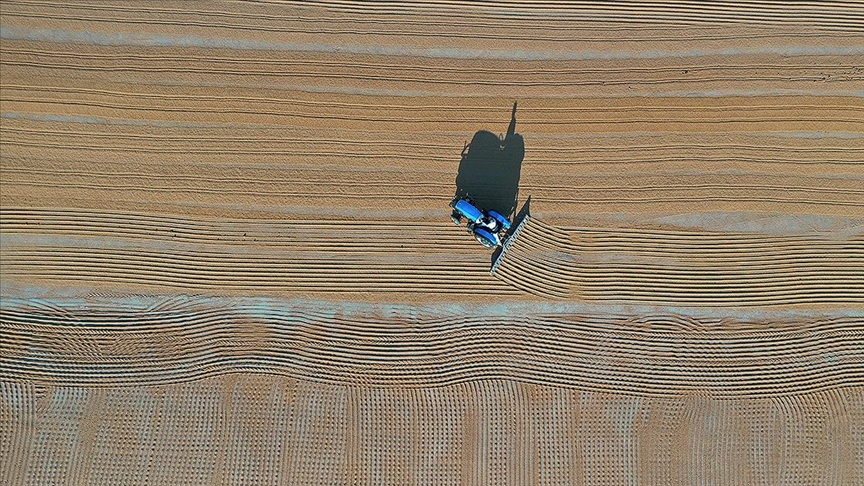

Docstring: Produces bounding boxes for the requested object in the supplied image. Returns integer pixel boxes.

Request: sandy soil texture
[1,1,863,484]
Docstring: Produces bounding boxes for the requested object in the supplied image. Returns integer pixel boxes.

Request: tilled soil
[1,2,862,484]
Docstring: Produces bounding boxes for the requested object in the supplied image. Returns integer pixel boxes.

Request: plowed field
[1,1,863,484]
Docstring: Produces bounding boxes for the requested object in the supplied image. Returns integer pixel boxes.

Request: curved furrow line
[493,217,864,303]
[7,3,863,32]
[3,329,860,395]
[0,262,493,283]
[8,98,861,130]
[571,291,864,306]
[6,208,861,252]
[568,274,864,290]
[10,62,860,88]
[8,359,857,398]
[571,224,861,238]
[6,149,863,168]
[0,19,734,44]
[2,301,861,396]
[572,288,864,304]
[0,207,449,229]
[0,257,493,280]
[0,228,476,251]
[7,85,863,114]
[10,0,864,21]
[0,272,510,295]
[0,126,457,147]
[3,345,860,398]
[570,245,864,261]
[0,243,510,293]
[15,180,861,209]
[0,142,459,164]
[1,273,515,295]
[3,314,852,362]
[3,209,861,302]
[0,167,465,190]
[4,211,864,302]
[0,234,478,253]
[572,265,863,280]
[535,154,864,166]
[565,234,861,249]
[6,176,864,207]
[294,0,864,21]
[7,143,861,166]
[531,145,864,157]
[5,305,860,359]
[5,94,861,126]
[4,115,864,151]
[486,262,570,300]
[3,320,860,385]
[0,217,472,248]
[518,218,576,246]
[498,243,578,276]
[576,252,864,265]
[2,64,860,94]
[8,134,862,162]
[3,83,859,114]
[0,180,449,200]
[571,236,864,248]
[569,233,864,247]
[9,168,863,205]
[0,141,454,161]
[5,300,862,346]
[486,269,568,299]
[3,8,864,478]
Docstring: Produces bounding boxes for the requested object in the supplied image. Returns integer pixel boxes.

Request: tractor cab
[449,197,512,249]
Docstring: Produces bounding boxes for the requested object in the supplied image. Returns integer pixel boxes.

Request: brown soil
[1,1,862,484]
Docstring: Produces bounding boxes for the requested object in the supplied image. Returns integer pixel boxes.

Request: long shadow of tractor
[450,102,528,251]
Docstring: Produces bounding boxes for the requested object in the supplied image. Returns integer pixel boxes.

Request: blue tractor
[450,196,512,249]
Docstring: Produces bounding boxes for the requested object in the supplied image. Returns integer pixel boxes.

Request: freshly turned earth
[1,2,862,484]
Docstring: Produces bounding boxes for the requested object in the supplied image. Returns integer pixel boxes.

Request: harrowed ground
[1,2,863,484]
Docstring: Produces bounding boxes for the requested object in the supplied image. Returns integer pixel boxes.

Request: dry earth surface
[1,1,863,484]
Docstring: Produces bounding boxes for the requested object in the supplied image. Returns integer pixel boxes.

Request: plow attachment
[490,214,530,275]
